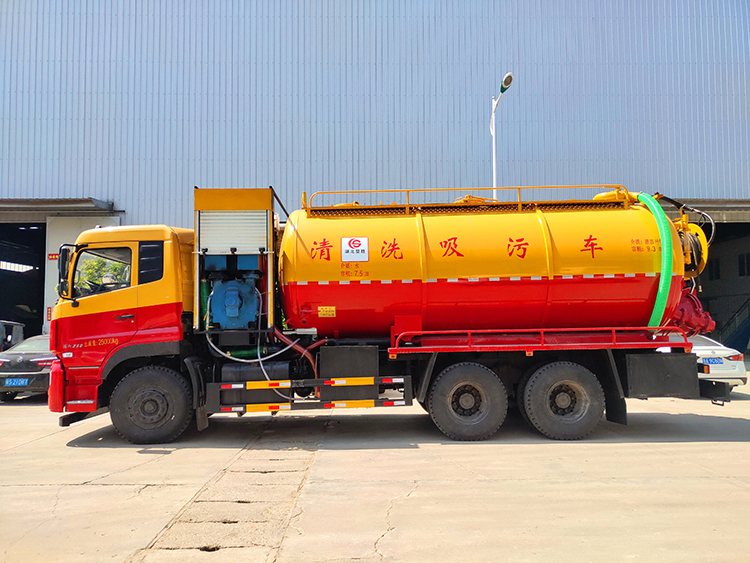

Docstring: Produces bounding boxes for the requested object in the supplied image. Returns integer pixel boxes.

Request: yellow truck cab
[50,225,194,432]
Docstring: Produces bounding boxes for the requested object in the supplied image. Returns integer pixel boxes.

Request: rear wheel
[515,367,536,426]
[110,366,193,444]
[0,391,18,402]
[428,362,508,441]
[524,361,604,440]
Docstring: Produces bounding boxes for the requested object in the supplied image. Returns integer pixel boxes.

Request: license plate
[4,378,29,387]
[704,357,723,365]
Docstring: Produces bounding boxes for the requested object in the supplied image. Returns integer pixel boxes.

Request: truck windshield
[73,247,132,297]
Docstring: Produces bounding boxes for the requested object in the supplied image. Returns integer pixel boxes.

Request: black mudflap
[318,346,379,401]
[624,353,700,399]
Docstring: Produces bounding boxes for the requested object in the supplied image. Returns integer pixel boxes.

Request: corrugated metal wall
[1,0,748,227]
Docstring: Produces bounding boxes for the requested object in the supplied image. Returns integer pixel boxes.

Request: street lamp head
[500,72,513,93]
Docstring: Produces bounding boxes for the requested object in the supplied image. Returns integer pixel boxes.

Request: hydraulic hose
[637,193,673,328]
[656,193,715,246]
[205,328,300,364]
[272,326,327,378]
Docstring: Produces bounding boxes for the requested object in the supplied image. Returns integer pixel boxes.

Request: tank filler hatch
[193,188,275,334]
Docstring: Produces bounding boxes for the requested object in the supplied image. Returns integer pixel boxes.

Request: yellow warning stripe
[243,399,378,412]
[326,377,375,386]
[245,380,292,390]
[243,377,376,390]
[324,400,375,408]
[245,403,292,412]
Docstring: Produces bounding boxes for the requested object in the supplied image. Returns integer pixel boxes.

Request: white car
[667,334,747,389]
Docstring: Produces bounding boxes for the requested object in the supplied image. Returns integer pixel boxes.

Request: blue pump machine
[193,188,276,333]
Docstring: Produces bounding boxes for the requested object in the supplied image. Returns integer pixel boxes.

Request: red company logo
[341,237,369,262]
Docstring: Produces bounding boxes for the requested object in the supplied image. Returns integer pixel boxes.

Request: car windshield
[6,337,50,353]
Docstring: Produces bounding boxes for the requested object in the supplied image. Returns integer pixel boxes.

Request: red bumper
[48,360,100,413]
[48,360,65,412]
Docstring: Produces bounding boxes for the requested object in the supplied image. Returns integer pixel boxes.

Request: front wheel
[524,361,604,440]
[428,362,508,441]
[110,366,193,444]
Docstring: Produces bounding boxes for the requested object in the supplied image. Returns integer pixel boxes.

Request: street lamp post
[490,72,513,200]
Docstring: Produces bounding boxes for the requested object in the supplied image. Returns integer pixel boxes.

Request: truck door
[56,244,138,369]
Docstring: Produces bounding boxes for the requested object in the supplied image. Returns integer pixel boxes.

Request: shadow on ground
[65,400,750,451]
[0,393,48,406]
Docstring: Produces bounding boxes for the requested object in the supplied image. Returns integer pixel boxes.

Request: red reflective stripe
[268,382,280,387]
[324,403,335,408]
[324,381,333,385]
[220,407,234,412]
[382,378,394,383]
[383,401,395,406]
[220,384,234,389]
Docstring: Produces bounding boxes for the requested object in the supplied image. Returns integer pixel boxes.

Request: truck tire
[524,361,604,440]
[515,361,550,426]
[514,366,537,426]
[0,391,19,402]
[428,362,508,441]
[110,366,193,444]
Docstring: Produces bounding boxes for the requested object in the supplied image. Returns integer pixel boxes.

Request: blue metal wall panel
[1,0,748,227]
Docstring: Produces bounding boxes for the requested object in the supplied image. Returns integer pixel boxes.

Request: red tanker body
[279,187,710,338]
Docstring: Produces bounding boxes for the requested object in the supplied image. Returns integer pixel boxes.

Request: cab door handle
[115,314,135,320]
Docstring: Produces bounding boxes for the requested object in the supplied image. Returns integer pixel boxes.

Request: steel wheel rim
[449,383,488,423]
[545,380,590,422]
[129,388,172,428]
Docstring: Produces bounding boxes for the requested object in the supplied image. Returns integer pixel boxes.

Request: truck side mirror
[58,247,70,278]
[58,279,69,298]
[57,247,72,299]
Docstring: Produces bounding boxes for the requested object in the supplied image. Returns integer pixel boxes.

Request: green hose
[637,193,673,328]
[226,347,267,359]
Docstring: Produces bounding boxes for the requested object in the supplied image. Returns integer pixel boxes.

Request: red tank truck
[49,186,717,444]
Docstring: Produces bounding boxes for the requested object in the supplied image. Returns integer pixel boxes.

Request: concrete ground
[1,387,749,563]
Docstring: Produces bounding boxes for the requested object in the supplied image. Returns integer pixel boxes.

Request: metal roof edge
[0,197,118,213]
[660,199,750,223]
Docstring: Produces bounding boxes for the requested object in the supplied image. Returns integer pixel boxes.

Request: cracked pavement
[2,388,750,562]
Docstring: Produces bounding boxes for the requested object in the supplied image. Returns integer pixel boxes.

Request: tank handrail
[389,326,691,356]
[306,184,628,210]
[393,325,690,341]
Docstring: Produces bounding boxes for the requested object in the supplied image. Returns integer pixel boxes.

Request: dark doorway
[0,223,46,337]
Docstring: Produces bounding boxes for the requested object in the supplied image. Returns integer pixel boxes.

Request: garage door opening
[0,223,46,337]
